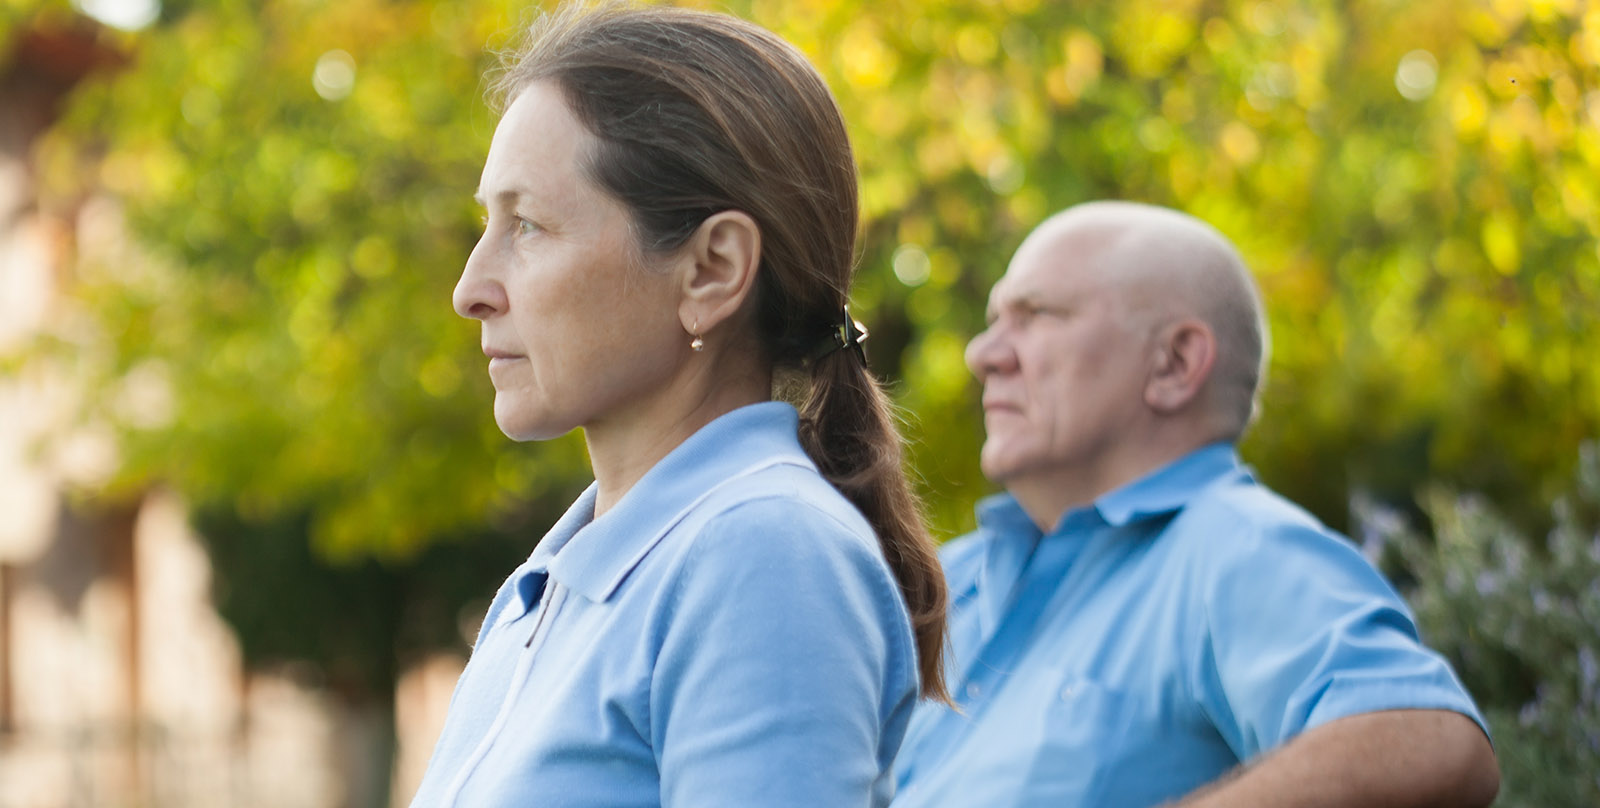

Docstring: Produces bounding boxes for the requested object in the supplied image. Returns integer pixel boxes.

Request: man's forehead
[989,239,1109,307]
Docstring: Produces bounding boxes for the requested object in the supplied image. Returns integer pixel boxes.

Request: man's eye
[517,218,539,236]
[1020,303,1063,324]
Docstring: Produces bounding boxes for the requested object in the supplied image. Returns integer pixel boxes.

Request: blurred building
[0,15,458,808]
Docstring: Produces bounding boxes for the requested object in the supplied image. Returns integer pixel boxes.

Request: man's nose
[965,326,1016,379]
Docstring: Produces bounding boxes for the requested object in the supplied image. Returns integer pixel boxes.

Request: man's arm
[1173,709,1498,808]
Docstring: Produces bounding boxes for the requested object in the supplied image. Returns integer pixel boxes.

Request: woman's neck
[583,360,772,518]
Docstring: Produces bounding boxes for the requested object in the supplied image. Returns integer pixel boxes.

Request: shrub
[1359,445,1600,807]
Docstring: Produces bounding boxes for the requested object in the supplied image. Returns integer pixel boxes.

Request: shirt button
[966,682,982,700]
[1060,684,1078,701]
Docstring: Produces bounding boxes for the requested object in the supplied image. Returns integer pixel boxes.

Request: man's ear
[677,210,762,339]
[1145,318,1217,414]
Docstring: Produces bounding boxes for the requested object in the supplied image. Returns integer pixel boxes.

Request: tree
[30,0,1600,556]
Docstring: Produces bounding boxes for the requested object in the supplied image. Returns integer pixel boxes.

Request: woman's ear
[1144,318,1217,414]
[678,210,762,338]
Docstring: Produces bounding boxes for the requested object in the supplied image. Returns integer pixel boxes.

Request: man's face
[965,227,1155,489]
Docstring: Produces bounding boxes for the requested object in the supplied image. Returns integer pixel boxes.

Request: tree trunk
[334,693,398,808]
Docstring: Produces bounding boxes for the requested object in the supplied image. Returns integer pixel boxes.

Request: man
[891,201,1498,807]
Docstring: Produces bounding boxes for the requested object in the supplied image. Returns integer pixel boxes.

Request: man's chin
[978,447,1021,484]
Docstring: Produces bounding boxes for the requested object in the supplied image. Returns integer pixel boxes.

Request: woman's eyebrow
[473,188,526,208]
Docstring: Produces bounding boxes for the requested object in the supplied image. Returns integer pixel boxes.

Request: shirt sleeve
[649,497,918,808]
[1191,505,1488,760]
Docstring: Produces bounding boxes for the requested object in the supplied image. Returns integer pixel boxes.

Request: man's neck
[1006,438,1218,533]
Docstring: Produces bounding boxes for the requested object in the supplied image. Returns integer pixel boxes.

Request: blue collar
[1093,443,1249,527]
[518,402,815,607]
[977,442,1251,537]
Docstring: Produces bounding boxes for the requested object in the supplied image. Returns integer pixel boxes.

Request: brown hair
[495,2,947,700]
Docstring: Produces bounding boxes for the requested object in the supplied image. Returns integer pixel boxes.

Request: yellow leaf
[1481,214,1522,275]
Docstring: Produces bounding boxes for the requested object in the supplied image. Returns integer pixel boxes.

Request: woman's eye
[517,218,539,236]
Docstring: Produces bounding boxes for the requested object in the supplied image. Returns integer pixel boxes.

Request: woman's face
[455,82,684,441]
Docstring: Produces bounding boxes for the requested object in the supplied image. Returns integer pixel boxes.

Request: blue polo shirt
[410,402,919,808]
[891,443,1485,808]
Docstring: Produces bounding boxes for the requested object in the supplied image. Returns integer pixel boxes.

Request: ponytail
[798,352,949,702]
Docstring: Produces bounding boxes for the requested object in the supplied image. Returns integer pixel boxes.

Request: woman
[409,5,946,806]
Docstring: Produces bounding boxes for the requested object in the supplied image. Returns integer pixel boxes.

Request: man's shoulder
[1187,475,1325,525]
[1171,474,1351,557]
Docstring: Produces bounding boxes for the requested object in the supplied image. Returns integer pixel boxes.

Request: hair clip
[810,306,869,366]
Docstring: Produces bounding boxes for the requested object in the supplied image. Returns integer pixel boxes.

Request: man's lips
[983,398,1021,414]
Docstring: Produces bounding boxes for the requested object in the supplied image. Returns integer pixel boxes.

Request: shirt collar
[539,401,815,604]
[975,492,1042,541]
[498,484,596,624]
[974,442,1250,538]
[1091,442,1249,527]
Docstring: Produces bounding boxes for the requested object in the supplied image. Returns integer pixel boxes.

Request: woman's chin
[493,403,573,442]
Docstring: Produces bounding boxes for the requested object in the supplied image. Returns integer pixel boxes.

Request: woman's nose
[453,237,508,320]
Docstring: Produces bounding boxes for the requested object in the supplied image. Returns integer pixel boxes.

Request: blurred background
[0,0,1596,805]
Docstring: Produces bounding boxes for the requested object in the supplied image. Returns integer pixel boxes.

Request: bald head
[967,201,1269,525]
[1027,201,1269,437]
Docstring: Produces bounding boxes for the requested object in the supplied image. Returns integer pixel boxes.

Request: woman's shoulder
[682,462,879,565]
[653,461,906,608]
[659,463,917,667]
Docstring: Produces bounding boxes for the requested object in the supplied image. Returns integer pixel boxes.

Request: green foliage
[782,0,1600,537]
[1367,445,1600,807]
[1,0,61,31]
[29,0,596,561]
[24,0,1600,554]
